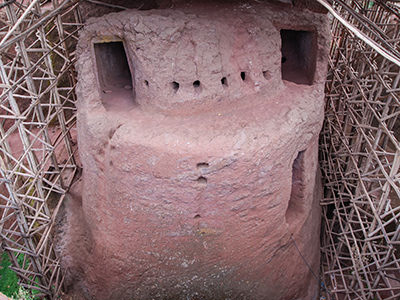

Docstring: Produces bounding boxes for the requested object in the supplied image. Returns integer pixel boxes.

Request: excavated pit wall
[60,1,330,299]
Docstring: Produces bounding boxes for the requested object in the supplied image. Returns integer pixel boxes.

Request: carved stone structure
[63,1,329,299]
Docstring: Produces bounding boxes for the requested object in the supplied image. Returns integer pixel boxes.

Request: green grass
[0,252,36,300]
[0,252,20,297]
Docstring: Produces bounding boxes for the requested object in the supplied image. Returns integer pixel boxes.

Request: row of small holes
[144,71,270,92]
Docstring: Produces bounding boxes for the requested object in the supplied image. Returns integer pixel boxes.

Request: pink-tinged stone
[0,292,11,300]
[59,1,329,299]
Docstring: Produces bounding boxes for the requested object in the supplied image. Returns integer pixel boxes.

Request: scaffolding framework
[0,0,398,299]
[319,0,400,299]
[0,0,81,297]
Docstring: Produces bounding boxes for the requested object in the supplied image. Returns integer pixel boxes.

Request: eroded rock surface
[59,1,329,299]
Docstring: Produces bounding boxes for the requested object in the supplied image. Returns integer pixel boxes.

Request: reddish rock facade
[62,1,329,299]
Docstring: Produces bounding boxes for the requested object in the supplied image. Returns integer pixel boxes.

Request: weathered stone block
[61,2,329,299]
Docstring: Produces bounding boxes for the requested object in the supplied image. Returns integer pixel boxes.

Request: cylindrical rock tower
[62,1,329,299]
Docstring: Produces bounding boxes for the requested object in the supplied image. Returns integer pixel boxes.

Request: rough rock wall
[79,0,326,20]
[59,1,330,299]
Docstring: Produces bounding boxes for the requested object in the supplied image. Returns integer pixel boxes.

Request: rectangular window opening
[94,41,135,108]
[286,150,305,228]
[280,29,316,85]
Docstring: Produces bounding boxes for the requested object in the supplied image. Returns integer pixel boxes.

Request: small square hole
[280,29,316,85]
[94,41,133,92]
